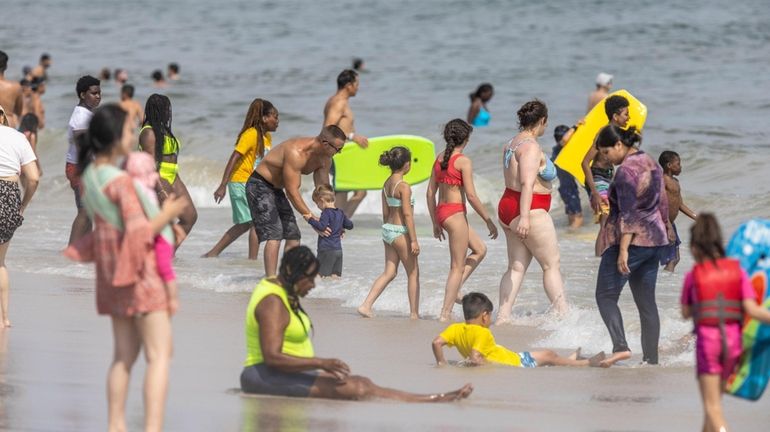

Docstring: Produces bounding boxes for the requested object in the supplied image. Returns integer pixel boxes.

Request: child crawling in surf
[432,292,621,368]
[124,152,179,312]
[358,146,420,319]
[680,214,770,432]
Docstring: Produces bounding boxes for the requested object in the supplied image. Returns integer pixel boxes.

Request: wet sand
[0,272,767,431]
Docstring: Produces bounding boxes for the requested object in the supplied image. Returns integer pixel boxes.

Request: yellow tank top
[244,278,314,367]
[139,124,180,155]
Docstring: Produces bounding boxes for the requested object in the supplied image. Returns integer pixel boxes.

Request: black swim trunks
[0,180,23,244]
[240,363,318,397]
[246,172,301,242]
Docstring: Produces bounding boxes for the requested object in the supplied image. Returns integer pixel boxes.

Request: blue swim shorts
[518,351,538,368]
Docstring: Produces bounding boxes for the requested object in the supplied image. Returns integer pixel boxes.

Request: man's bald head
[321,124,346,143]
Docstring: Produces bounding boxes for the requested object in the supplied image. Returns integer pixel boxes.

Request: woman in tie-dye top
[593,125,671,366]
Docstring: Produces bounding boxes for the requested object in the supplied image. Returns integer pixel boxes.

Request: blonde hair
[312,184,335,203]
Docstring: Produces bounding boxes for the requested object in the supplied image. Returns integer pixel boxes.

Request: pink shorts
[155,236,176,283]
[695,323,742,380]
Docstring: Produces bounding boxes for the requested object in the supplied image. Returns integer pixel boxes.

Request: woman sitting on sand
[241,245,473,402]
[496,100,567,323]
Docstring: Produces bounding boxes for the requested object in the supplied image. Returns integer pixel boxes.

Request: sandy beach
[0,271,766,431]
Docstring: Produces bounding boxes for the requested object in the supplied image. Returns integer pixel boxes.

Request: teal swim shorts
[228,182,252,225]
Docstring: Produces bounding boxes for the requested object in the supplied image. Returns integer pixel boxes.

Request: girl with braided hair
[427,119,498,322]
[241,246,473,401]
[139,94,197,245]
[206,98,279,259]
[496,100,567,324]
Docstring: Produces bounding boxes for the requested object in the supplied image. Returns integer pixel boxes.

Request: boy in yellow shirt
[433,293,617,368]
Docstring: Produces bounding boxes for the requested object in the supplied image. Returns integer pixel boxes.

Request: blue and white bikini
[381,180,414,244]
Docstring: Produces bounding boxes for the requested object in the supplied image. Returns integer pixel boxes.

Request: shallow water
[3,0,770,365]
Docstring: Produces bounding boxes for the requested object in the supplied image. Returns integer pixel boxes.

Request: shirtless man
[587,72,613,112]
[659,151,697,272]
[323,69,368,217]
[30,53,51,83]
[119,84,143,127]
[581,95,629,256]
[246,125,346,277]
[0,51,23,128]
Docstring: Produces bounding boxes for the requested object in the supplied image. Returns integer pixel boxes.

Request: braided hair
[142,94,175,167]
[278,246,320,335]
[237,98,276,159]
[440,119,472,170]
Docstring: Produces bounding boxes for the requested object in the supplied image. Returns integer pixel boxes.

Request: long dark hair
[440,119,472,170]
[690,213,726,262]
[595,125,642,149]
[278,246,320,335]
[142,94,175,166]
[76,105,127,174]
[237,98,275,159]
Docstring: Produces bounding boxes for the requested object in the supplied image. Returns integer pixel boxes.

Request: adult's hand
[352,134,369,148]
[320,358,350,381]
[213,183,227,204]
[617,247,630,275]
[516,217,530,240]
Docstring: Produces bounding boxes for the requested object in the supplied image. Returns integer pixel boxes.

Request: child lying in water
[432,292,621,368]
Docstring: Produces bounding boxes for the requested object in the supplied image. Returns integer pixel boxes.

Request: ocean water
[3,0,770,364]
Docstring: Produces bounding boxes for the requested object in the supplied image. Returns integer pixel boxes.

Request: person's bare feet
[201,252,218,258]
[3,320,11,328]
[357,306,373,318]
[494,316,513,326]
[599,350,631,367]
[568,214,584,231]
[409,313,420,320]
[429,383,474,402]
[588,351,607,367]
[438,313,452,322]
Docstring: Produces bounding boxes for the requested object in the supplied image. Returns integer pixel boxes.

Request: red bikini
[497,188,552,226]
[433,154,467,226]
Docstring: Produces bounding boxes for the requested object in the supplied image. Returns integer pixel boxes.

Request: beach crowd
[0,50,767,432]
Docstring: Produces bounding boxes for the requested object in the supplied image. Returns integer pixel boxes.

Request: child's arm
[342,213,354,230]
[432,336,449,365]
[743,299,770,324]
[680,202,697,220]
[680,271,695,319]
[307,210,330,231]
[399,184,419,255]
[467,349,487,366]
